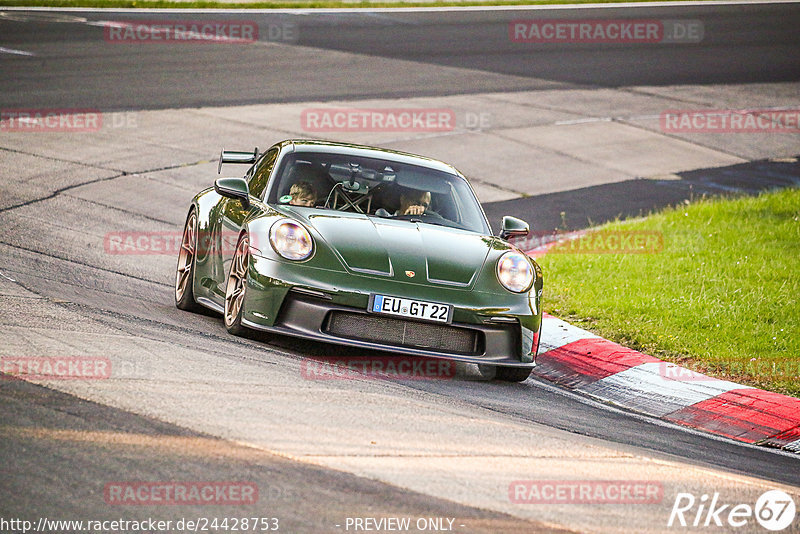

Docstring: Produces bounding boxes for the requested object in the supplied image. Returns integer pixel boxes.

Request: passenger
[288,181,317,207]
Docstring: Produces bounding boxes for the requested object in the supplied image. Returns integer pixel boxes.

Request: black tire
[478,364,532,383]
[224,233,251,336]
[495,366,532,382]
[175,209,202,312]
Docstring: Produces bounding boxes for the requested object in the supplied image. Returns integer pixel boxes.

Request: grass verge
[537,187,800,397]
[0,0,711,9]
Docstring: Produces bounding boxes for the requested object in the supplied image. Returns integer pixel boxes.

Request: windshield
[267,151,490,234]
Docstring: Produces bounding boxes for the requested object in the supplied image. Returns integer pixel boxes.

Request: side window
[248,147,279,200]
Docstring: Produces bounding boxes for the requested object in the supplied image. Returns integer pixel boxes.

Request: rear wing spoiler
[218,147,259,174]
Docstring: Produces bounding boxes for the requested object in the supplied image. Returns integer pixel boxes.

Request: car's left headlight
[269,219,314,261]
[496,251,534,293]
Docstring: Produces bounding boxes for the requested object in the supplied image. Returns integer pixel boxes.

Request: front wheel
[224,233,251,336]
[478,364,532,383]
[175,210,201,312]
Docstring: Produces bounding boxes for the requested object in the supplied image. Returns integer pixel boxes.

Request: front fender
[189,187,226,302]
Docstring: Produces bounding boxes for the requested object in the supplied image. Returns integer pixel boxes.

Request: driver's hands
[403,204,426,215]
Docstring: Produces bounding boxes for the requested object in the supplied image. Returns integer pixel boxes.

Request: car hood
[299,212,492,288]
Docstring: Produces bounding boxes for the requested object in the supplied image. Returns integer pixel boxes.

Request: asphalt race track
[1,3,799,110]
[1,2,800,533]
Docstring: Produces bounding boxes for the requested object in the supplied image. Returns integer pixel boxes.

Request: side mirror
[500,215,529,241]
[214,177,251,210]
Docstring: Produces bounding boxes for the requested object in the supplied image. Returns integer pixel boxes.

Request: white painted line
[538,314,600,354]
[0,46,35,57]
[625,114,663,121]
[1,0,798,15]
[85,20,126,28]
[578,361,748,417]
[554,117,612,126]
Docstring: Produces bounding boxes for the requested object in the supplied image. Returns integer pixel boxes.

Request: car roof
[278,139,462,177]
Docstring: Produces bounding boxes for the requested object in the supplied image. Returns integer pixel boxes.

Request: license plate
[369,294,452,324]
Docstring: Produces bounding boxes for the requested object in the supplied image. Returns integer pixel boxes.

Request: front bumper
[241,254,541,366]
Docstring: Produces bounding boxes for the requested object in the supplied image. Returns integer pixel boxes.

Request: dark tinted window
[248,147,279,200]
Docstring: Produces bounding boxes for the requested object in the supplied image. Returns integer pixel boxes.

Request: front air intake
[324,311,482,355]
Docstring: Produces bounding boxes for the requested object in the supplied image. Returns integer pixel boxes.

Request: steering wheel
[395,210,444,221]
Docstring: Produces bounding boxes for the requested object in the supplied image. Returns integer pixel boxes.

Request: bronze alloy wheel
[175,210,200,311]
[224,233,250,334]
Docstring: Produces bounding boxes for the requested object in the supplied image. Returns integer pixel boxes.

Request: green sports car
[175,139,542,381]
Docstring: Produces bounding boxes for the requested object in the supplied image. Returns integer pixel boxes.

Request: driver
[397,190,431,216]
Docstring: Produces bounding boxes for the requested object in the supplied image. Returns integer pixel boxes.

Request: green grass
[0,0,712,9]
[538,187,800,397]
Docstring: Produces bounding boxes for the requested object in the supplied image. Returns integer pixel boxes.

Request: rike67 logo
[668,490,796,531]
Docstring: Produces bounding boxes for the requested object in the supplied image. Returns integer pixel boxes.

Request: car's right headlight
[269,219,314,261]
[496,251,534,293]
